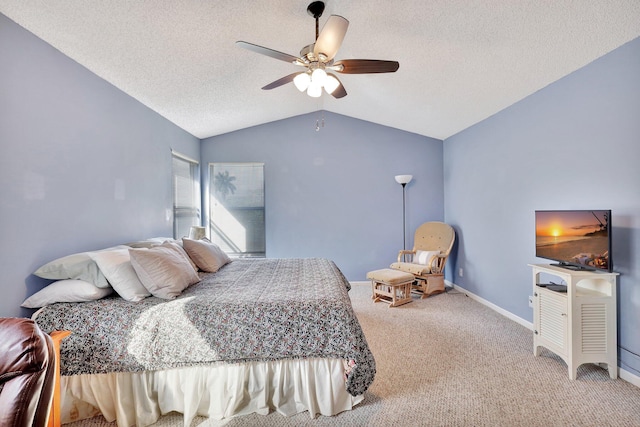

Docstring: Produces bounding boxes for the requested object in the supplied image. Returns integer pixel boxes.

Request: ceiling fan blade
[314,15,349,61]
[327,73,347,99]
[333,59,400,74]
[236,41,300,64]
[261,73,301,90]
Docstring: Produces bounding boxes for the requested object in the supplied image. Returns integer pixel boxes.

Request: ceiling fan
[236,1,399,99]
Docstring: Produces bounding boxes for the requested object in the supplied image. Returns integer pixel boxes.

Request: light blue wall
[0,14,200,317]
[444,37,640,376]
[201,112,444,280]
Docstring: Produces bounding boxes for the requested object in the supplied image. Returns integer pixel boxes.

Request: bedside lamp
[188,226,206,240]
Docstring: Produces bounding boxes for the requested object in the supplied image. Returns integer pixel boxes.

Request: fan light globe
[311,68,327,86]
[307,83,322,98]
[293,72,311,92]
[324,74,340,94]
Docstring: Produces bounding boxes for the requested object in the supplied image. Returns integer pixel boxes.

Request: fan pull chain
[315,112,325,132]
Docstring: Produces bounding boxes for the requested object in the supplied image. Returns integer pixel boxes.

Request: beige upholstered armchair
[390,221,455,297]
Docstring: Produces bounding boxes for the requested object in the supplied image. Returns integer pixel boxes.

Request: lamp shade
[307,83,322,98]
[188,226,206,240]
[293,72,311,92]
[324,74,340,94]
[311,68,327,86]
[395,174,413,185]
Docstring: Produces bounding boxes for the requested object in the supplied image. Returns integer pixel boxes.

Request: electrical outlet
[458,268,464,277]
[528,296,533,308]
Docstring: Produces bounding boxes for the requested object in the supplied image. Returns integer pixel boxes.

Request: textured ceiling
[1,1,639,140]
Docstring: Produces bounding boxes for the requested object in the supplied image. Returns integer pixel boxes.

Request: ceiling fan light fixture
[293,72,311,91]
[307,83,322,97]
[311,68,327,86]
[324,74,340,94]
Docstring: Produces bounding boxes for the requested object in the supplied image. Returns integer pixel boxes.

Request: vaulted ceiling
[2,1,639,140]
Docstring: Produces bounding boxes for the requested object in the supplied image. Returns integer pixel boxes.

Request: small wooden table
[367,268,415,307]
[48,330,71,427]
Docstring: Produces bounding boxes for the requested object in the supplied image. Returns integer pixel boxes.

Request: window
[209,163,265,257]
[172,152,200,239]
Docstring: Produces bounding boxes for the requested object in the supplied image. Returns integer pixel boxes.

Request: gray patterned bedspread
[34,258,375,396]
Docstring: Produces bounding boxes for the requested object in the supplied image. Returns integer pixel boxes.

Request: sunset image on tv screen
[536,210,609,270]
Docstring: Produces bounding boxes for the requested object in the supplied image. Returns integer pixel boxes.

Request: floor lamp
[394,174,413,251]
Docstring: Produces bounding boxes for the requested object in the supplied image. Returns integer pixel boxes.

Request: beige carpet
[69,284,640,427]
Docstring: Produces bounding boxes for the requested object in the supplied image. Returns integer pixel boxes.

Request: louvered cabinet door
[537,288,568,356]
[571,292,618,379]
[579,303,608,354]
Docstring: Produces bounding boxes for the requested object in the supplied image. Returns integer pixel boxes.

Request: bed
[33,257,375,427]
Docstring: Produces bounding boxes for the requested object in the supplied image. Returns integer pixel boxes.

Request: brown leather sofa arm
[0,318,55,427]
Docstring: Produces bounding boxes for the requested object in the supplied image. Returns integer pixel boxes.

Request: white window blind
[172,152,200,239]
[209,162,265,257]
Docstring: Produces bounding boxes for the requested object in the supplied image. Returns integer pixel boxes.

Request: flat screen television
[535,210,612,272]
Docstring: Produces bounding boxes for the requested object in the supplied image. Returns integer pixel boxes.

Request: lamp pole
[401,182,407,250]
[394,175,413,251]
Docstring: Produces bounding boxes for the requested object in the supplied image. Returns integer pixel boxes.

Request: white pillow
[182,238,231,273]
[124,237,177,248]
[415,250,440,270]
[90,249,150,302]
[129,246,200,299]
[21,280,113,308]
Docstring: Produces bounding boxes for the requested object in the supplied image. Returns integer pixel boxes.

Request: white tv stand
[529,264,618,380]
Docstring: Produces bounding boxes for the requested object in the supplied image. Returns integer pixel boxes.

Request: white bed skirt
[61,358,364,427]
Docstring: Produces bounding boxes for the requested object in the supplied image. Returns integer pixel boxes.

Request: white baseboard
[619,367,640,388]
[447,280,640,389]
[447,281,533,330]
[350,281,369,286]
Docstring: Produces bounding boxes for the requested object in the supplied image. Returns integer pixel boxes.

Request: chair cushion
[391,262,431,275]
[367,268,414,285]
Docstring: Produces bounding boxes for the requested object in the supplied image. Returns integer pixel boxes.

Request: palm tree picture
[214,170,236,200]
